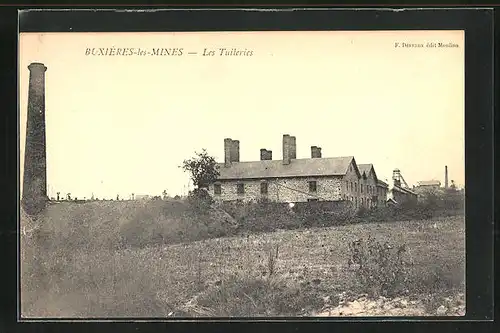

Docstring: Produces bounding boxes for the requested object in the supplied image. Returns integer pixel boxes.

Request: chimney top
[28,62,47,72]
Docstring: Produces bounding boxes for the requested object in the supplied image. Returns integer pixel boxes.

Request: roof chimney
[260,149,272,161]
[282,134,291,165]
[289,136,297,159]
[224,138,232,167]
[445,165,449,189]
[260,148,267,161]
[231,140,240,162]
[311,146,322,158]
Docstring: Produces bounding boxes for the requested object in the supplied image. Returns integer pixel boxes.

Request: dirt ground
[21,215,465,318]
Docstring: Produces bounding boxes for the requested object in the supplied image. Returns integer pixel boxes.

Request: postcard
[19,29,465,319]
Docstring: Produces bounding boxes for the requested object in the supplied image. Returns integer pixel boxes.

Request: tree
[180,149,220,189]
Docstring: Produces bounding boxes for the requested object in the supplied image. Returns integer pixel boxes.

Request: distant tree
[56,192,60,201]
[117,194,120,201]
[91,193,95,201]
[162,189,168,200]
[180,149,220,189]
[67,193,71,201]
[181,149,219,213]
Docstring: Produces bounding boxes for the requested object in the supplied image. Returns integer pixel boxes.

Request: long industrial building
[208,134,389,209]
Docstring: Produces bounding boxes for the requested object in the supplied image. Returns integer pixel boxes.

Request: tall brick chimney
[311,146,322,158]
[445,165,449,189]
[289,136,297,159]
[282,134,291,165]
[224,138,232,167]
[22,62,48,215]
[231,140,240,162]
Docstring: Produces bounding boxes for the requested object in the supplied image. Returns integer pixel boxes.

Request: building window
[309,181,317,193]
[260,182,268,195]
[308,198,318,202]
[350,182,353,192]
[361,184,364,193]
[214,184,221,195]
[237,183,245,194]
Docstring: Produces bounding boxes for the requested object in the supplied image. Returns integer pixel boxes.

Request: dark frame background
[1,6,495,333]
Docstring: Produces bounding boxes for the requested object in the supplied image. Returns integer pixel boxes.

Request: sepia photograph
[19,29,465,318]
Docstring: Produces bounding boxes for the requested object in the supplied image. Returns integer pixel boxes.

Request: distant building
[208,134,387,209]
[387,169,418,205]
[134,194,150,200]
[413,180,443,199]
[416,180,441,191]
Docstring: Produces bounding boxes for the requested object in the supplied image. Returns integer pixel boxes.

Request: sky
[19,31,464,199]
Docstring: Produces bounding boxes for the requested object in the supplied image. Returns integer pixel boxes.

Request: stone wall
[208,176,344,203]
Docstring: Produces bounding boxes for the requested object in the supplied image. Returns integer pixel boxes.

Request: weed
[348,236,411,298]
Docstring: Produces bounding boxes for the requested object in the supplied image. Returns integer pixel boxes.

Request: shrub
[190,276,323,317]
[347,235,410,298]
[187,188,214,214]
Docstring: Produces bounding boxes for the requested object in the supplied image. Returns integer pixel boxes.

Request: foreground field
[21,207,465,318]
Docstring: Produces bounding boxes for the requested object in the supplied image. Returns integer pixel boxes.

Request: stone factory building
[208,134,388,209]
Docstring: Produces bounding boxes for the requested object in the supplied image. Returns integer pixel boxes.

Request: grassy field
[20,202,465,318]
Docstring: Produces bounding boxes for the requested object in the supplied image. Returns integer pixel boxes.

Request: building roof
[358,164,378,181]
[216,156,356,180]
[377,179,389,188]
[417,180,441,187]
[391,185,417,196]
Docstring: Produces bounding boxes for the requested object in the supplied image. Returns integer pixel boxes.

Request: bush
[189,275,323,317]
[348,236,410,298]
[187,188,214,214]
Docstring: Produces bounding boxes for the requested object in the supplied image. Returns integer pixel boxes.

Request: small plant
[266,244,279,278]
[347,235,410,298]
